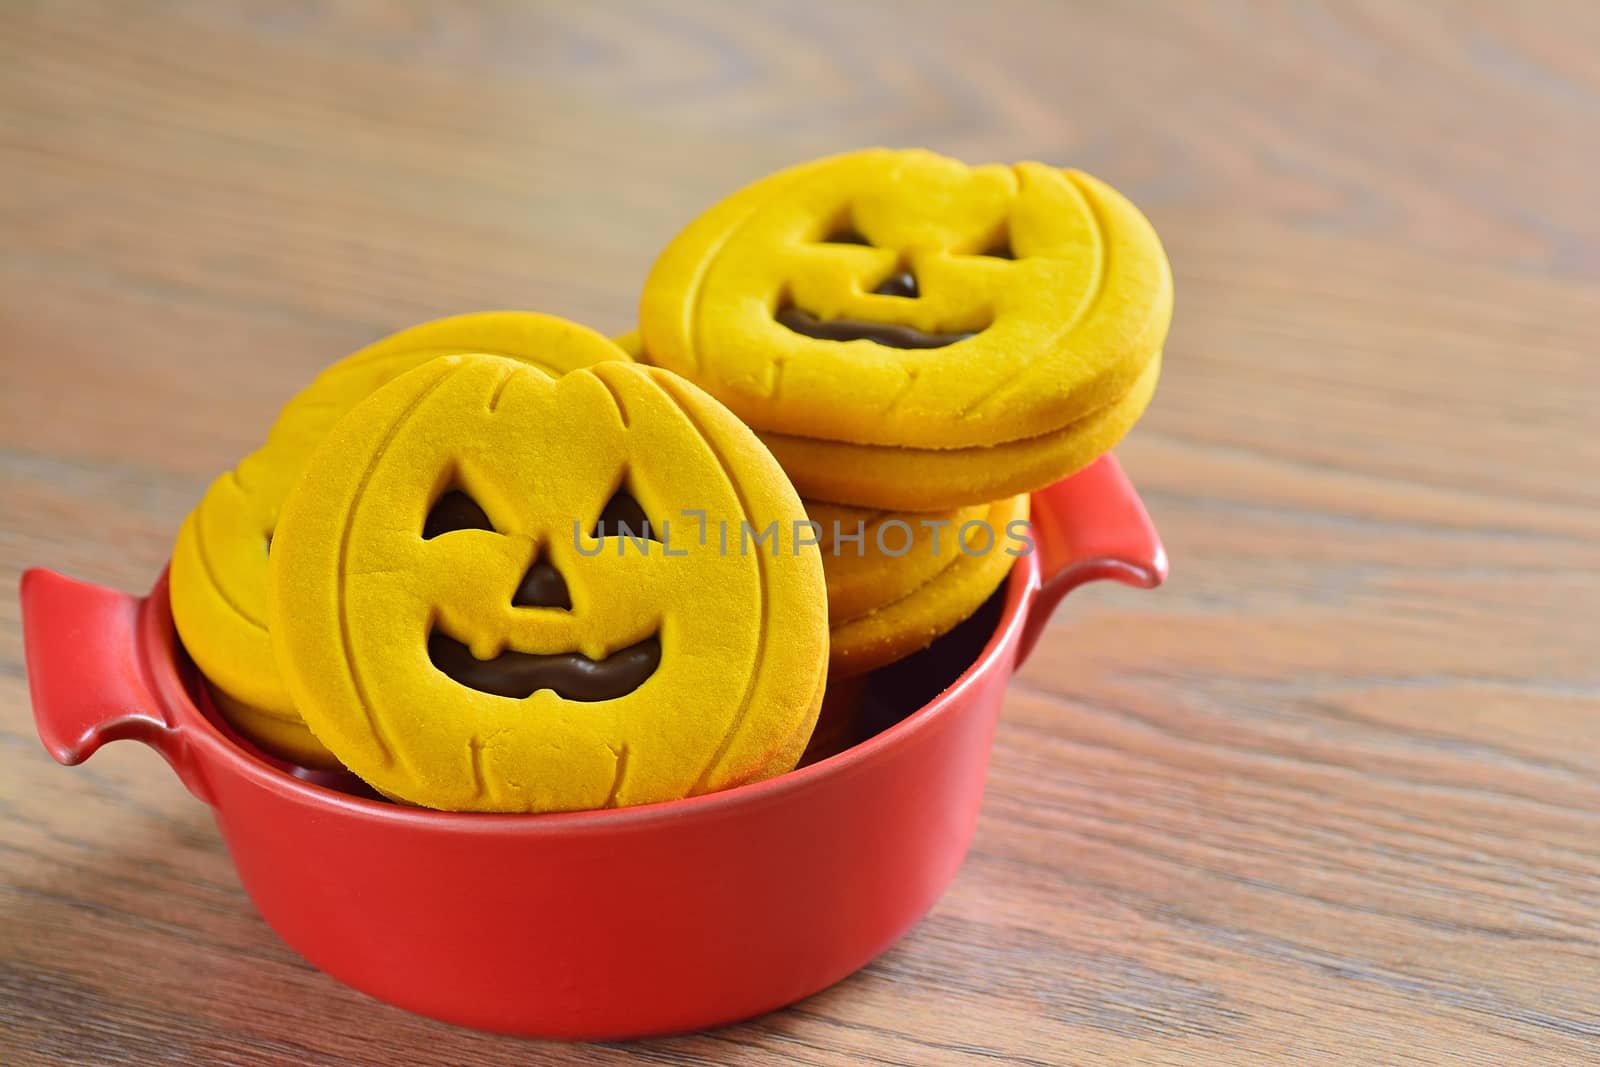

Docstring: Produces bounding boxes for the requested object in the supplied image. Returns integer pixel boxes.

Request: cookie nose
[872,269,919,298]
[513,559,571,609]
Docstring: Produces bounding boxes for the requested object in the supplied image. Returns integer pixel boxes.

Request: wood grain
[3,1,1599,1063]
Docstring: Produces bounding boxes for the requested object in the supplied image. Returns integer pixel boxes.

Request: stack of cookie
[172,317,831,811]
[635,148,1172,681]
[162,148,1171,812]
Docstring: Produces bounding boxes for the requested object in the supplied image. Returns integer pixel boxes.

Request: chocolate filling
[776,306,975,349]
[512,559,571,610]
[593,490,657,541]
[825,227,871,246]
[429,631,661,701]
[424,489,494,538]
[872,270,919,298]
[981,235,1015,260]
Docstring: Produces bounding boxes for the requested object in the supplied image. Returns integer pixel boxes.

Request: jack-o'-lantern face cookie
[640,148,1171,452]
[170,312,632,767]
[268,355,828,812]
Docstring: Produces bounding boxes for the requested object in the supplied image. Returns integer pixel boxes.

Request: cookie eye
[424,488,496,539]
[978,231,1015,260]
[821,220,871,247]
[593,487,661,542]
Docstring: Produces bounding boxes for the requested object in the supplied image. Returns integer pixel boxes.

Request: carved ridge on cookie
[332,362,459,767]
[648,370,775,796]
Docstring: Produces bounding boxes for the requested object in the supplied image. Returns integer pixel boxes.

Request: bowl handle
[1017,455,1168,667]
[19,568,211,803]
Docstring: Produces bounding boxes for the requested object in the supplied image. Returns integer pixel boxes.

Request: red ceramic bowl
[20,455,1165,1040]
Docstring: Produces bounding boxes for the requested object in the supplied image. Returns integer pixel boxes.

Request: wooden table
[4,3,1597,1063]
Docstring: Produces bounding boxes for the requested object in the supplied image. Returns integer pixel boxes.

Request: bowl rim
[148,548,1042,833]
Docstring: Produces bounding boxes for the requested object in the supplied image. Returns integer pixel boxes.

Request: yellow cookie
[267,355,829,813]
[807,500,986,623]
[764,352,1159,510]
[639,148,1171,453]
[825,495,1028,679]
[621,327,1132,511]
[170,312,632,767]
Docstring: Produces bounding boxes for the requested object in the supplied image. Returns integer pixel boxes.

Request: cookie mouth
[775,267,983,349]
[776,306,978,349]
[428,628,662,701]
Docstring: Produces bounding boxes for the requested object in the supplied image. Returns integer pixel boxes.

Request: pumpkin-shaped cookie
[170,312,631,766]
[638,149,1170,509]
[268,355,829,812]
